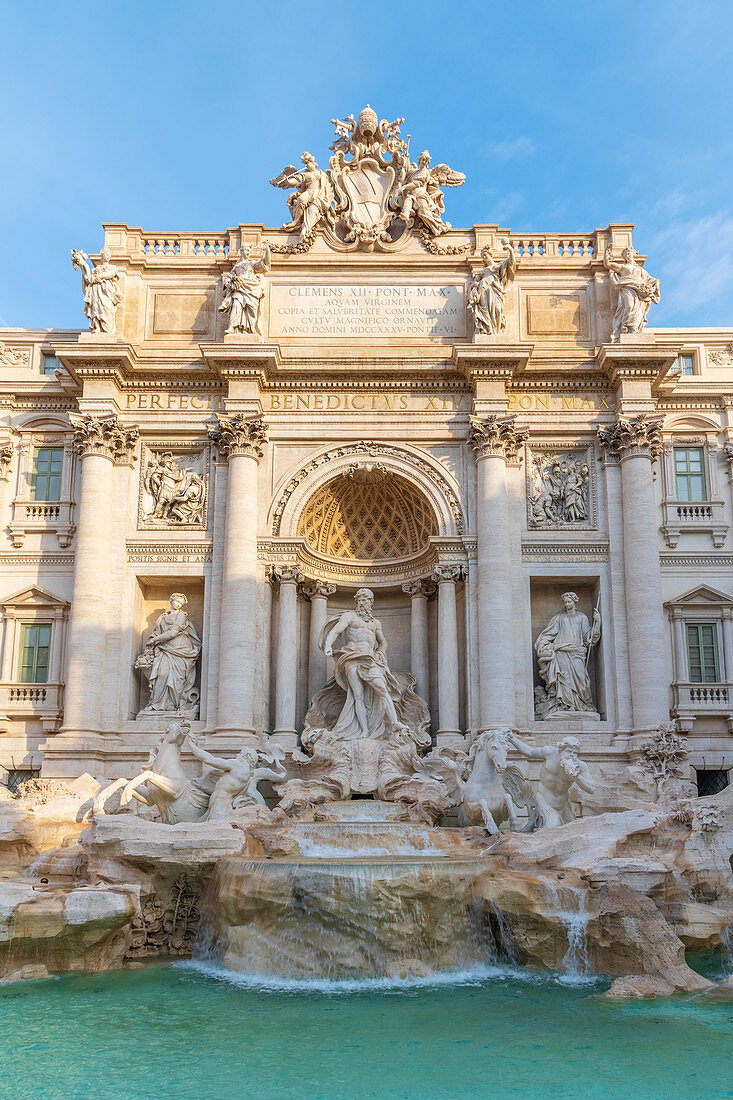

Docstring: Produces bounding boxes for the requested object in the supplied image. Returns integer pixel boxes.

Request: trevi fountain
[0,106,732,1098]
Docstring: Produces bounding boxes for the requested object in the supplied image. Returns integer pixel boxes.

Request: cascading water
[200,801,504,980]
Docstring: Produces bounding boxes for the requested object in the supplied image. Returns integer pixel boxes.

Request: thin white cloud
[648,211,733,318]
[487,136,536,160]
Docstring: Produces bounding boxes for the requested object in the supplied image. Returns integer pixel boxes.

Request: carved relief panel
[525,444,597,530]
[138,443,209,529]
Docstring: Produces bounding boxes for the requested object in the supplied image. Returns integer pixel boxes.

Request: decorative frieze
[0,343,30,366]
[597,413,664,461]
[207,413,268,461]
[526,445,596,530]
[126,541,212,564]
[68,412,138,464]
[469,414,528,460]
[521,542,609,563]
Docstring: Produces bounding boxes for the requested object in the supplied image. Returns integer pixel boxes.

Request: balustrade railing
[672,681,732,714]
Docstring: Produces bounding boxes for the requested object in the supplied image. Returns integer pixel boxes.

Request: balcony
[0,682,63,730]
[672,681,733,728]
[661,499,727,548]
[9,499,75,548]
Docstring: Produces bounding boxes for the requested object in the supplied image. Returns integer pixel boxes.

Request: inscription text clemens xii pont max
[269,284,465,338]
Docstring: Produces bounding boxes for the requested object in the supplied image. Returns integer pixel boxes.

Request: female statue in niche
[534,591,600,716]
[136,593,201,718]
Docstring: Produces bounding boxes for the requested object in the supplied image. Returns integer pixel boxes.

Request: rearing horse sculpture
[93,719,210,823]
[445,728,527,835]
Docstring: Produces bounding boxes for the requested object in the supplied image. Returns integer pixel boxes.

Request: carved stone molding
[267,563,303,585]
[126,541,213,564]
[469,414,528,460]
[402,578,436,598]
[301,580,337,600]
[207,413,268,461]
[521,541,609,563]
[597,413,664,461]
[431,564,463,584]
[0,442,13,482]
[724,443,733,482]
[270,440,464,538]
[68,412,138,464]
[0,343,30,367]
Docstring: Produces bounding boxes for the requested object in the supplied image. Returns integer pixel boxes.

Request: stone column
[1,613,17,682]
[62,414,138,735]
[722,609,733,682]
[600,452,633,728]
[303,580,336,704]
[431,565,462,742]
[670,610,688,682]
[270,565,303,749]
[599,414,669,729]
[469,415,528,730]
[402,579,433,704]
[208,413,267,743]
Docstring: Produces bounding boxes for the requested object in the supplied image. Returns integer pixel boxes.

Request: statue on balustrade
[218,242,271,337]
[506,732,596,828]
[603,246,660,340]
[270,153,334,242]
[136,593,201,718]
[71,246,123,334]
[467,239,518,335]
[394,149,465,236]
[534,592,600,717]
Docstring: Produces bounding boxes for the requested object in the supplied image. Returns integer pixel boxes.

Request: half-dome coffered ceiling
[297,467,438,561]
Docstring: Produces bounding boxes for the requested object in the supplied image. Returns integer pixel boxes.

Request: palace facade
[1,109,732,796]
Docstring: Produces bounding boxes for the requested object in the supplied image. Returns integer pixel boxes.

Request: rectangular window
[696,769,729,797]
[674,446,706,501]
[3,769,40,794]
[41,354,61,376]
[676,354,696,376]
[30,446,63,501]
[17,623,51,683]
[686,622,720,683]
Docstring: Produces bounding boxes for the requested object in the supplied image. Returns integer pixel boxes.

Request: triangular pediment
[665,584,733,609]
[1,585,69,610]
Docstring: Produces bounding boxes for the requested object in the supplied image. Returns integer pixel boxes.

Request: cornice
[452,341,534,380]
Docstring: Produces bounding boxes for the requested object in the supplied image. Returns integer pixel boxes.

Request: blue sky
[2,0,732,329]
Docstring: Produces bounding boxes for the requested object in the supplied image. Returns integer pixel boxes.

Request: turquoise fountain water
[1,963,731,1100]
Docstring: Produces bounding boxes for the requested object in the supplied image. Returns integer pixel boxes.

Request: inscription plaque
[269,284,465,339]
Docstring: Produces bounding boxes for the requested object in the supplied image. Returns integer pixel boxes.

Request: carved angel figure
[394,150,465,236]
[270,153,334,242]
[71,246,122,334]
[218,243,271,336]
[604,246,660,339]
[467,240,518,335]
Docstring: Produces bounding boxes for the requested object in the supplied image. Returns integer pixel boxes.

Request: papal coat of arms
[270,105,465,251]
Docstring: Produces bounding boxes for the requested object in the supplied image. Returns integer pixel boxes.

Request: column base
[435,730,466,749]
[212,728,259,749]
[271,730,299,752]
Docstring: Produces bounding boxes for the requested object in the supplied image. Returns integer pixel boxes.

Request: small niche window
[3,768,40,794]
[30,446,63,502]
[674,447,707,502]
[695,769,729,797]
[675,354,696,377]
[18,623,51,683]
[41,354,60,377]
[686,623,720,683]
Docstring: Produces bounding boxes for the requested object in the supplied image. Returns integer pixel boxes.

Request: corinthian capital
[432,564,463,584]
[469,414,528,460]
[597,413,664,461]
[208,413,268,461]
[267,563,303,585]
[68,412,138,464]
[301,580,337,600]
